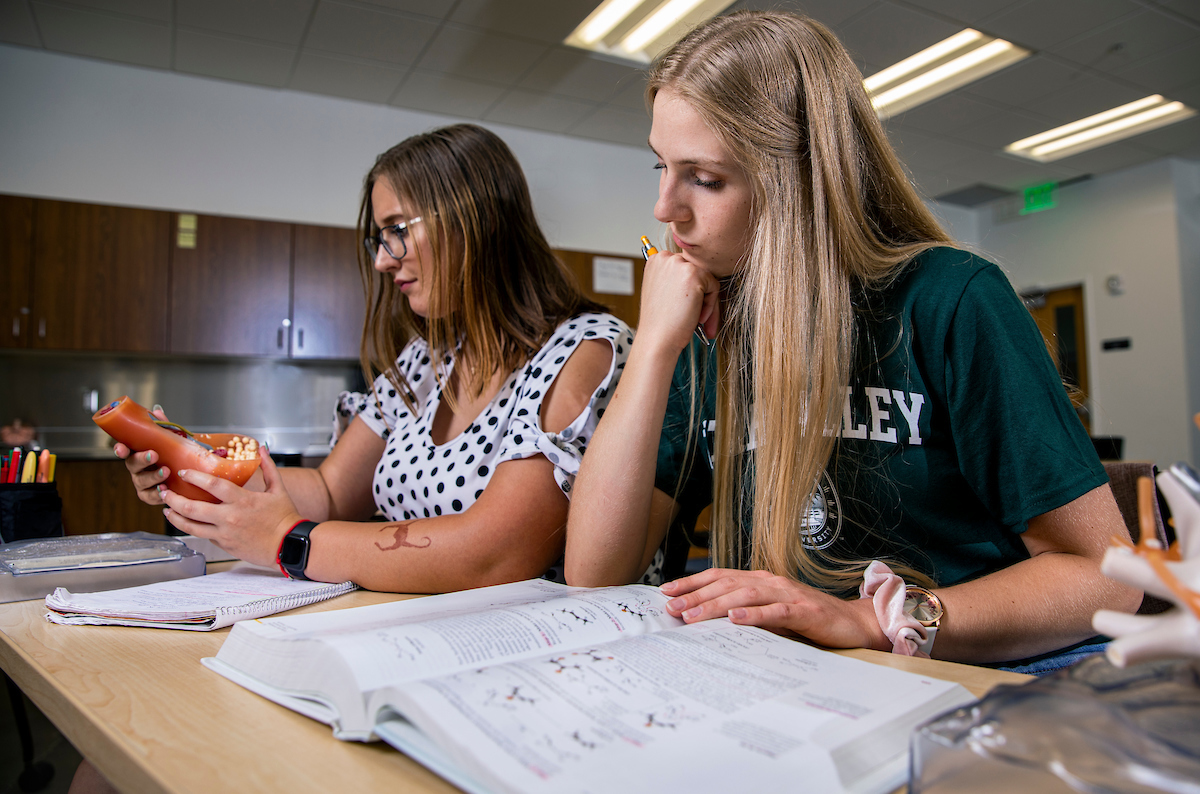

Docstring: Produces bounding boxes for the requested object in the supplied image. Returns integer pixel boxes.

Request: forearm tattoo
[374,521,433,552]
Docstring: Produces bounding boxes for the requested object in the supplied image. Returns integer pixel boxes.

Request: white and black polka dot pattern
[344,313,633,524]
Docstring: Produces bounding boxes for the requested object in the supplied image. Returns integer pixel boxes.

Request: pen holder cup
[0,483,65,544]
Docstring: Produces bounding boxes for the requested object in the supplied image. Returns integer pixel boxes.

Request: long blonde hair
[357,124,605,410]
[649,12,953,592]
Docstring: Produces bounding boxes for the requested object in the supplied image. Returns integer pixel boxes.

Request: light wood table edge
[0,615,169,794]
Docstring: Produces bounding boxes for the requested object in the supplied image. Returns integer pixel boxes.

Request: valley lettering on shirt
[840,386,925,445]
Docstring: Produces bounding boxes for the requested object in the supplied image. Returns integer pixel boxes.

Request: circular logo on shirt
[799,471,841,551]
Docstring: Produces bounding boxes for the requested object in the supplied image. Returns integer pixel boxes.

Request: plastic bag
[911,654,1200,793]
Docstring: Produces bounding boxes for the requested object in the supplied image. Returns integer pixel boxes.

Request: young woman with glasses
[115,124,634,593]
[565,11,1141,672]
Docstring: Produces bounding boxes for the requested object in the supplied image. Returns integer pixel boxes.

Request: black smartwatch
[278,520,319,580]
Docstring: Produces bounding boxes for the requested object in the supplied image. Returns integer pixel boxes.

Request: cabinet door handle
[11,317,18,337]
[297,329,304,349]
[277,328,284,349]
[38,318,46,338]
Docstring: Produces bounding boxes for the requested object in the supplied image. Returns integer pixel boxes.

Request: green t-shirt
[655,247,1107,588]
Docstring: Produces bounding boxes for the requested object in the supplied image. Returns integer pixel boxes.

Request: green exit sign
[1021,182,1057,214]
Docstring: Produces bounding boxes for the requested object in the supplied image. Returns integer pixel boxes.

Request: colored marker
[20,451,37,483]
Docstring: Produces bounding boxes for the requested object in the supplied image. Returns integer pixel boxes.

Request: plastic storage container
[0,532,205,603]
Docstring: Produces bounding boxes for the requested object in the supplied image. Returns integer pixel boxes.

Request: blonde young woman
[566,12,1141,672]
[116,124,633,593]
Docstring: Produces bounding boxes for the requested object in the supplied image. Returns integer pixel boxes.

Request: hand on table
[159,450,301,568]
[660,568,889,651]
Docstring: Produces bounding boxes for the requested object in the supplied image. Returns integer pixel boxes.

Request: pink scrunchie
[859,560,932,658]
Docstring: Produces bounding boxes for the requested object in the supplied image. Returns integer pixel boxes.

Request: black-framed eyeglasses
[364,216,423,261]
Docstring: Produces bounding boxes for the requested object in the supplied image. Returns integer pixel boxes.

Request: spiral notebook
[45,564,356,630]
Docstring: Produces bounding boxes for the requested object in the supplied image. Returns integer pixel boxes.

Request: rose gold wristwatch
[904,585,943,655]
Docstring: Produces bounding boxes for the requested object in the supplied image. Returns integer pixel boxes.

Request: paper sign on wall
[592,256,634,296]
[177,214,197,249]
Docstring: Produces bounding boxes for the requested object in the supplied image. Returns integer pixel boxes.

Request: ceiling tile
[1021,73,1147,125]
[56,0,170,22]
[1038,141,1163,175]
[886,93,1006,136]
[417,24,548,84]
[886,127,984,173]
[1118,115,1200,156]
[949,108,1061,150]
[0,1,40,46]
[176,0,314,46]
[349,0,457,20]
[1157,0,1200,25]
[910,170,978,199]
[289,50,407,103]
[449,0,599,45]
[729,0,876,29]
[483,87,596,134]
[1169,78,1200,109]
[982,0,1142,50]
[305,1,440,67]
[519,47,643,103]
[568,104,651,148]
[834,4,962,77]
[938,152,1078,191]
[1114,40,1200,95]
[175,28,296,86]
[891,0,1024,26]
[32,2,169,68]
[390,69,506,117]
[962,55,1086,106]
[1048,9,1195,73]
[606,74,651,112]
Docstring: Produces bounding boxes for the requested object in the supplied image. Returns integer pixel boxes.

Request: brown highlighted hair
[357,123,605,410]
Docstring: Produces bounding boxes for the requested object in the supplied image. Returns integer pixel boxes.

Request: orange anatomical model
[93,396,262,504]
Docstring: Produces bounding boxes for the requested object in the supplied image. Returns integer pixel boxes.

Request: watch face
[904,588,943,625]
[279,534,309,567]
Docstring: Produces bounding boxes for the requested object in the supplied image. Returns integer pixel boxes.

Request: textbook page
[206,580,683,739]
[377,619,975,794]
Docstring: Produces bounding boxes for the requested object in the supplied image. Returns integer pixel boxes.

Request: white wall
[1173,160,1200,465]
[0,44,659,257]
[974,158,1195,468]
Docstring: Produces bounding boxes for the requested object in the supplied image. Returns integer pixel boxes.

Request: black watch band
[277,520,319,580]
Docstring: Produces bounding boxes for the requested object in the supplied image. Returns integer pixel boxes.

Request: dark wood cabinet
[1,193,628,357]
[0,195,33,349]
[2,198,170,352]
[55,459,165,536]
[291,225,364,359]
[170,213,292,356]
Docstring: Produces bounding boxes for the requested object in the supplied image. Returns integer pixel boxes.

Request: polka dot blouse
[341,313,633,524]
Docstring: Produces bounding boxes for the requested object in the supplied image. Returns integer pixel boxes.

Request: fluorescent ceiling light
[865,29,1030,119]
[1006,95,1197,161]
[565,0,736,65]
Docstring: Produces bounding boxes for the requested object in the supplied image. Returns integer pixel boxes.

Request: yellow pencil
[47,453,57,483]
[20,451,37,483]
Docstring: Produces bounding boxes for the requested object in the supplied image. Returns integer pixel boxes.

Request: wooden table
[0,576,1030,794]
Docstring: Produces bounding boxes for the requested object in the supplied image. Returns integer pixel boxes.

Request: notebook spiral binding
[215,581,357,618]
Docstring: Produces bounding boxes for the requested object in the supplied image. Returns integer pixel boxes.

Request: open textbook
[204,579,975,794]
